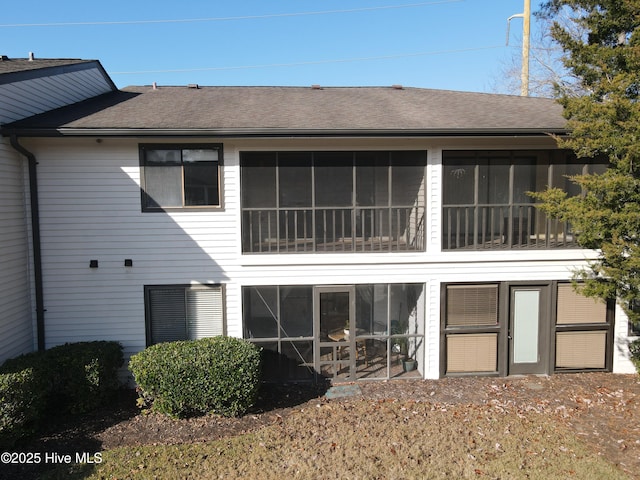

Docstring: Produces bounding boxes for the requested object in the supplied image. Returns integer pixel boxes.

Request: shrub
[46,341,124,413]
[0,369,47,447]
[129,337,262,418]
[630,339,640,374]
[0,341,124,415]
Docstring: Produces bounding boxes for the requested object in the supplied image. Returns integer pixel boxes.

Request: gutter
[1,127,569,139]
[9,135,45,351]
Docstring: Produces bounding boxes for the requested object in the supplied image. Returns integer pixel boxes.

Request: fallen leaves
[16,372,638,480]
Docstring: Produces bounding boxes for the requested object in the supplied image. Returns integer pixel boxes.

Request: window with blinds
[446,333,498,373]
[556,331,606,369]
[146,285,224,345]
[444,284,500,374]
[555,283,609,370]
[446,285,499,326]
[556,284,606,324]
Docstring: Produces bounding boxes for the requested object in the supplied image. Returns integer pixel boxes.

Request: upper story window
[140,144,222,211]
[240,151,426,254]
[442,150,607,250]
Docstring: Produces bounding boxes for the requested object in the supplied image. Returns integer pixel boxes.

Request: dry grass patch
[60,399,628,479]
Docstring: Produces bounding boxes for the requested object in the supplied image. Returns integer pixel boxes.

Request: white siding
[0,67,112,124]
[25,136,635,376]
[0,139,33,363]
[613,304,638,373]
[28,138,239,362]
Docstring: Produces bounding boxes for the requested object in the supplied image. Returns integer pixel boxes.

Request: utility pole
[507,0,531,96]
[521,0,531,96]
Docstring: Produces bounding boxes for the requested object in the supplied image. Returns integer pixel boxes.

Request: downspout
[10,135,45,351]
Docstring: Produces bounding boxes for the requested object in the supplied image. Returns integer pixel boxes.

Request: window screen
[240,150,426,253]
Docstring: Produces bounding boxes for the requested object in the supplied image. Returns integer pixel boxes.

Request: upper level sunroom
[442,149,607,251]
[241,150,426,254]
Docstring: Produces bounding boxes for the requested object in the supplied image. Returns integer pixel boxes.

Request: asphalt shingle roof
[0,57,93,75]
[3,85,567,136]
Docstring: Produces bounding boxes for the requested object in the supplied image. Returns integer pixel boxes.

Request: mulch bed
[3,372,639,479]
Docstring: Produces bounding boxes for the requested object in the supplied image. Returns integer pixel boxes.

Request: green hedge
[0,369,46,447]
[129,337,262,418]
[0,341,123,446]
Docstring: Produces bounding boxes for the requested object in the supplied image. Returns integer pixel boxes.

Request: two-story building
[1,58,637,381]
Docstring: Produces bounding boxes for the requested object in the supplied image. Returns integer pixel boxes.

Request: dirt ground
[4,372,639,479]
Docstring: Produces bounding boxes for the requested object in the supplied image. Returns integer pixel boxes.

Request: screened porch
[442,150,607,250]
[243,284,425,382]
[241,151,426,254]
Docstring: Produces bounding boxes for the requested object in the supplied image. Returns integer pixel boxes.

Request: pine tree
[534,1,640,324]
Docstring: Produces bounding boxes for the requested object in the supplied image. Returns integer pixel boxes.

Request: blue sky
[1,1,540,92]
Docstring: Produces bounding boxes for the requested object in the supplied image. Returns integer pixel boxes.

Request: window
[442,150,607,250]
[145,285,224,345]
[556,283,610,370]
[443,284,500,374]
[140,144,222,210]
[554,283,610,370]
[442,282,613,376]
[629,300,640,336]
[240,151,426,253]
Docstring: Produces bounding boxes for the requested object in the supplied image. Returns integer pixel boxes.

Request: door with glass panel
[508,286,550,375]
[315,286,356,380]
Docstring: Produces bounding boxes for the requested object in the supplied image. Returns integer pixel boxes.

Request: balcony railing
[442,204,578,250]
[242,206,425,253]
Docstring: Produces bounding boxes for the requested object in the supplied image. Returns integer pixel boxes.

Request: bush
[47,341,124,413]
[0,369,46,447]
[129,337,262,418]
[630,339,640,373]
[0,341,124,416]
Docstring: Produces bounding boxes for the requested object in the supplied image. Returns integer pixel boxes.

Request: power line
[110,45,504,75]
[0,0,463,28]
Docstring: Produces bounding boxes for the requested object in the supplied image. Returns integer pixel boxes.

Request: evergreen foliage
[129,337,262,418]
[0,341,123,446]
[534,1,640,325]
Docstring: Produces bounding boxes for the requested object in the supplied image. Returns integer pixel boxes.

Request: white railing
[243,206,425,253]
[442,204,577,250]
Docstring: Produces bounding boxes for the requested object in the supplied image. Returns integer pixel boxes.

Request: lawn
[45,399,629,480]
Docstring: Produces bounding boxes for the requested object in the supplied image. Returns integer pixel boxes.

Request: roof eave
[0,60,117,91]
[1,127,569,138]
